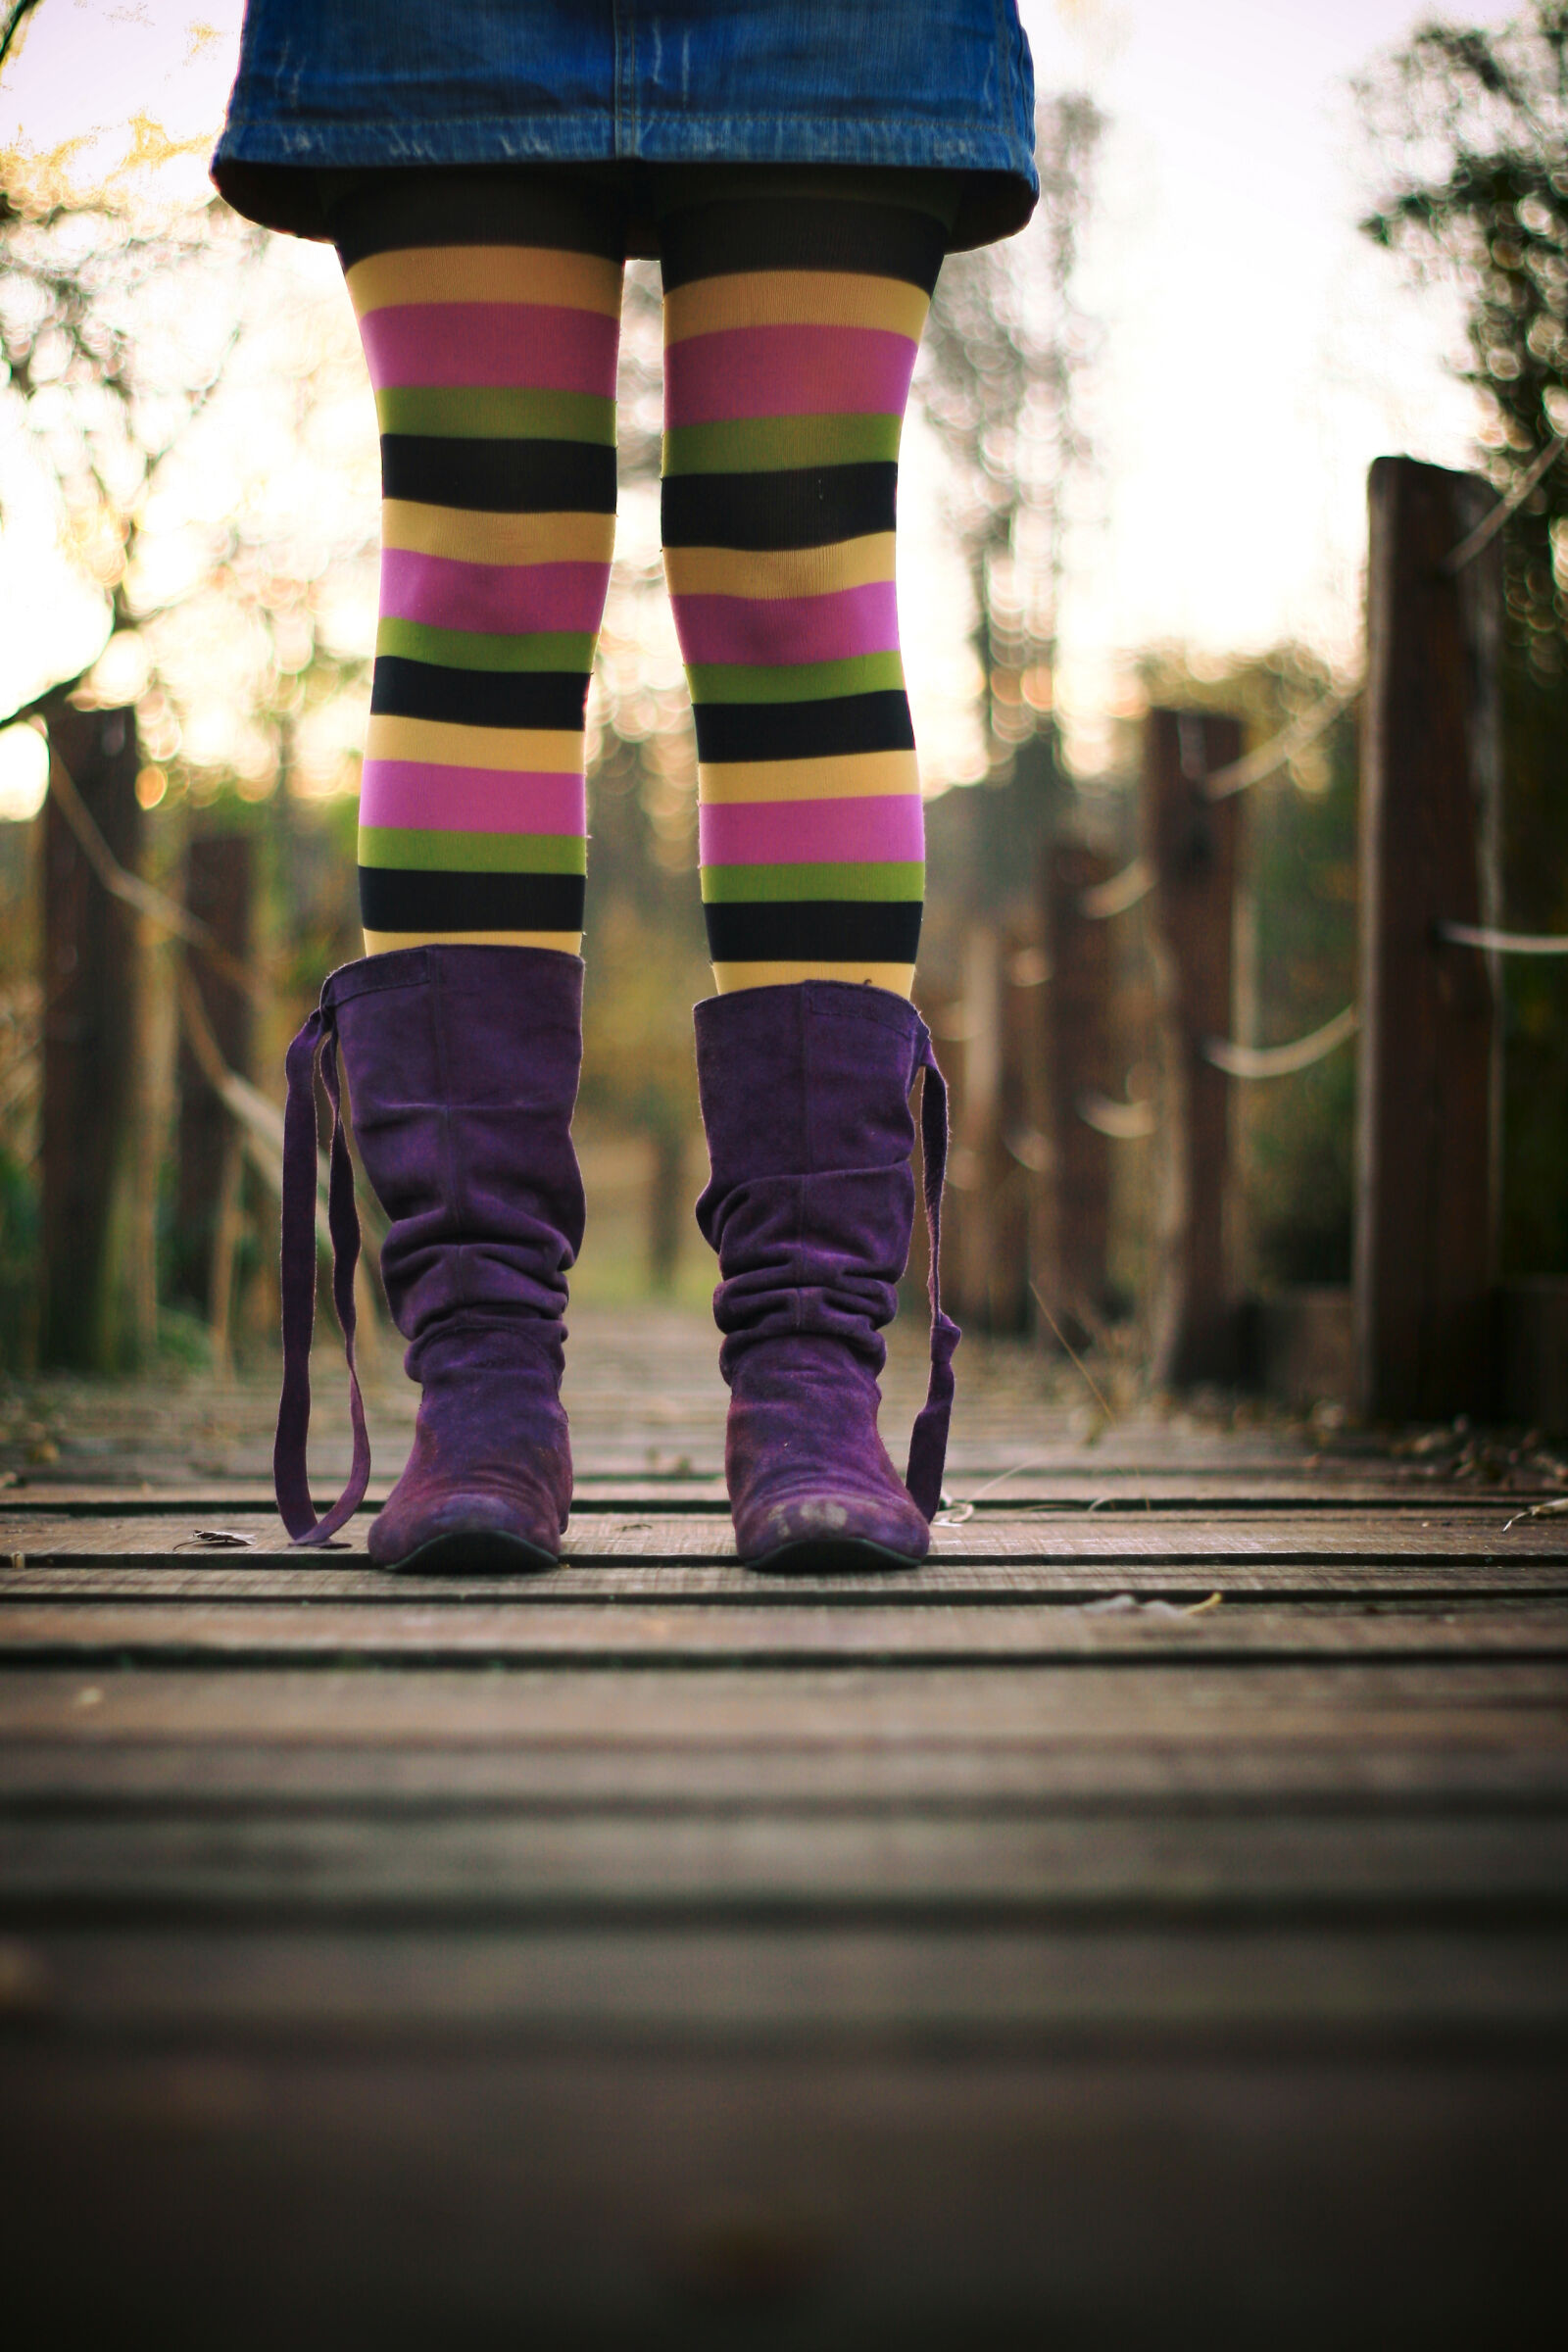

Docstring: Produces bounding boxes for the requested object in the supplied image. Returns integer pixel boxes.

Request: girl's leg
[327,170,626,957]
[276,170,628,1567]
[657,171,954,997]
[658,172,960,1574]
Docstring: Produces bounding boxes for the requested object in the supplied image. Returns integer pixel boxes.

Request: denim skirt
[212,0,1037,253]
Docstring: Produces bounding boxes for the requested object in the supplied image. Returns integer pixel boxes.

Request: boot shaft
[691,978,959,1535]
[693,980,931,1374]
[326,946,586,1354]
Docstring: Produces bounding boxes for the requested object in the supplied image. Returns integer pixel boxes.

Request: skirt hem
[211,119,1038,253]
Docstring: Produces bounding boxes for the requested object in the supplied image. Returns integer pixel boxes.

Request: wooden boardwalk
[2,1307,1565,2344]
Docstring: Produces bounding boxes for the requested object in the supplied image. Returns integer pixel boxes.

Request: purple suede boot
[694,981,959,1573]
[272,945,585,1572]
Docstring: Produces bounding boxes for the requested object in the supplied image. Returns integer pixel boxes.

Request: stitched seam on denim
[216,119,1034,162]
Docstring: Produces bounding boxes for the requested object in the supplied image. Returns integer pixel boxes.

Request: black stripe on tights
[370,658,590,731]
[329,172,626,270]
[693,690,915,765]
[660,200,946,294]
[703,899,924,965]
[382,435,617,514]
[359,866,587,934]
[662,463,897,551]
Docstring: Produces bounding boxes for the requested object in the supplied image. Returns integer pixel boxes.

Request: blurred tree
[0,158,377,1355]
[917,94,1103,1009]
[1360,4,1568,1273]
[916,95,1103,765]
[905,99,1103,1333]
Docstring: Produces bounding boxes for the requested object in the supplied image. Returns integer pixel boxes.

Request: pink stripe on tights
[664,324,916,427]
[360,302,619,395]
[360,761,586,835]
[699,793,924,868]
[379,550,612,637]
[672,580,900,667]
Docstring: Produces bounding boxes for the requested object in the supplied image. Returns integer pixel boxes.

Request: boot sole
[744,1534,924,1577]
[373,1530,558,1577]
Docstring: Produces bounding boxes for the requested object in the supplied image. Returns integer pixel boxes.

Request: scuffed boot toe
[368,1484,562,1575]
[725,1338,932,1574]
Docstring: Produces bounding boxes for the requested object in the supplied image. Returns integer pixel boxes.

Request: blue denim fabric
[213,1,1037,249]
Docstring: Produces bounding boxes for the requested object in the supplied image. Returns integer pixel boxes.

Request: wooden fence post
[38,703,142,1370]
[1038,842,1114,1342]
[174,833,255,1359]
[1145,707,1245,1386]
[1354,457,1501,1421]
[952,920,1003,1325]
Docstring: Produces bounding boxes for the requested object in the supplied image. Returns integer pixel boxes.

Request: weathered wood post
[1354,457,1501,1421]
[38,703,142,1370]
[1038,842,1114,1341]
[952,919,1002,1325]
[1145,707,1245,1386]
[174,832,255,1359]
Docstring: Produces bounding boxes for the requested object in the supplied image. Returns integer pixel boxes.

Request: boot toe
[368,1486,561,1575]
[737,1485,931,1574]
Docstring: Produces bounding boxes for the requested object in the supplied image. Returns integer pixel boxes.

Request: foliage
[0,0,42,78]
[0,192,261,667]
[0,1140,37,1366]
[1360,6,1568,1272]
[0,181,377,816]
[1358,5,1568,662]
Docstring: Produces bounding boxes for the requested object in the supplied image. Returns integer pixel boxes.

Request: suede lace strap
[273,1002,370,1544]
[905,1030,960,1520]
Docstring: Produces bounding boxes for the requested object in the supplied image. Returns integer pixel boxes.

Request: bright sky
[0,0,1525,808]
[1019,0,1517,765]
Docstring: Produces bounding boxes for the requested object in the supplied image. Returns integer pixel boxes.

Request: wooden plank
[1,1600,1566,1670]
[3,1664,1563,1745]
[0,2047,1560,2339]
[1145,707,1246,1385]
[3,1810,1565,1919]
[5,1509,1566,1567]
[11,1925,1568,2041]
[5,1738,1565,1807]
[1356,458,1501,1420]
[7,1559,1568,1606]
[11,1474,1564,1510]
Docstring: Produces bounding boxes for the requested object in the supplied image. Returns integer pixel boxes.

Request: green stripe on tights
[375,386,617,443]
[376,618,596,673]
[662,413,902,476]
[700,860,924,904]
[358,828,588,875]
[686,651,906,705]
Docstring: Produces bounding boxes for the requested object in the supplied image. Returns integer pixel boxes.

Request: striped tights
[332,170,948,995]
